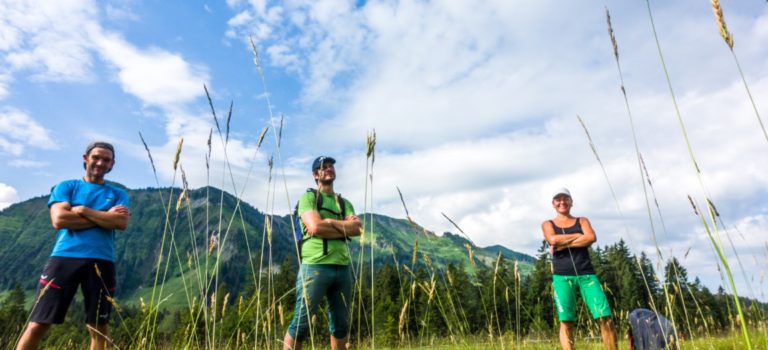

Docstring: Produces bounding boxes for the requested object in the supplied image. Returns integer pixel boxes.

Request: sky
[1,0,767,300]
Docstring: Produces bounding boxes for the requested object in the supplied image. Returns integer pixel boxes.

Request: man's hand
[108,205,130,216]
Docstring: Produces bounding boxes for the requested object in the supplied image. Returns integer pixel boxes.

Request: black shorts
[30,257,116,325]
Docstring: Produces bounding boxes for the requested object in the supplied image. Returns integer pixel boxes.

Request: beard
[318,178,334,186]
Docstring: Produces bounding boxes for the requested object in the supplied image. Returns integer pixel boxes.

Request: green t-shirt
[298,190,355,265]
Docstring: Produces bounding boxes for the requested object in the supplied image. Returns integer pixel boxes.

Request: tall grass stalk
[575,116,677,339]
[603,8,686,345]
[709,0,768,143]
[644,1,752,347]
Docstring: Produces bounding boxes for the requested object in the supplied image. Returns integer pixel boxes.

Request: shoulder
[106,183,128,196]
[56,179,80,188]
[298,189,317,202]
[50,179,79,194]
[341,196,354,210]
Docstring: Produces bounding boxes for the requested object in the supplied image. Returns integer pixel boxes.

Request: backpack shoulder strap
[335,193,346,219]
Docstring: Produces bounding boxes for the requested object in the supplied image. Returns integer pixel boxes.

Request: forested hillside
[0,185,533,298]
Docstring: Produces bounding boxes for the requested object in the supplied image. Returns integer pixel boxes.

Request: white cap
[552,188,571,199]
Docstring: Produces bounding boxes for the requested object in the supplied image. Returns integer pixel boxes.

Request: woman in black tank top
[541,188,617,350]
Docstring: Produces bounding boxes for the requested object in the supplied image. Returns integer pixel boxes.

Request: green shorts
[552,274,612,322]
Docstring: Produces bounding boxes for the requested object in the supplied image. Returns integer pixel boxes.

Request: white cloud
[105,3,139,21]
[0,182,19,210]
[9,159,48,168]
[0,108,56,156]
[222,1,768,294]
[93,31,209,109]
[0,71,11,98]
[0,0,98,82]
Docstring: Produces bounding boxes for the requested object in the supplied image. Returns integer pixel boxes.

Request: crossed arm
[301,210,362,239]
[541,217,596,252]
[50,202,130,231]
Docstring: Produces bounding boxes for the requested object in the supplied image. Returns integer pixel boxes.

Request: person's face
[314,162,336,184]
[552,194,572,214]
[83,147,115,179]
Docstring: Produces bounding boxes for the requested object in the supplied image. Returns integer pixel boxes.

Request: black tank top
[550,218,596,275]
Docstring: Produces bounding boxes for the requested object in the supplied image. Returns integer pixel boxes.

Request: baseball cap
[312,156,336,172]
[552,187,571,199]
[85,141,115,158]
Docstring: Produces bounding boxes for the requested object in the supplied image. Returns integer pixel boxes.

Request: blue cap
[312,156,336,172]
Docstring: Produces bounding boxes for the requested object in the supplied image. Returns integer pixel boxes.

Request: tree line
[0,239,765,348]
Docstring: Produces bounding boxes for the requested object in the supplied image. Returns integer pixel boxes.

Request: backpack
[293,188,348,260]
[628,308,677,350]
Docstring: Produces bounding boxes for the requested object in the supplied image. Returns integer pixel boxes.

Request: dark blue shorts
[287,264,353,341]
[30,257,116,325]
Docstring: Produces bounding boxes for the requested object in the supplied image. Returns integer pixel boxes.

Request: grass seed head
[94,264,102,279]
[173,138,183,171]
[605,7,619,61]
[257,126,269,149]
[465,243,476,269]
[222,293,230,318]
[398,299,410,338]
[209,232,219,256]
[106,295,122,312]
[711,0,734,49]
[139,132,157,178]
[176,188,186,212]
[37,278,54,301]
[366,129,376,163]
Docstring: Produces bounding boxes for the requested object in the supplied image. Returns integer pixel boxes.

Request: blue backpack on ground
[628,308,678,350]
[293,188,348,260]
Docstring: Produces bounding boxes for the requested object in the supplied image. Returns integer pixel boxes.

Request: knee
[599,317,616,330]
[87,324,109,338]
[26,322,51,336]
[288,320,310,342]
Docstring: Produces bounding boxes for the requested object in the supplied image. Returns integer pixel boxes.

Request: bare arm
[301,211,362,239]
[564,217,596,248]
[541,218,596,251]
[50,202,97,230]
[72,205,130,230]
[328,215,362,237]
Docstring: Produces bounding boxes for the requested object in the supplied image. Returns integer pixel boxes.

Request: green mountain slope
[0,186,534,300]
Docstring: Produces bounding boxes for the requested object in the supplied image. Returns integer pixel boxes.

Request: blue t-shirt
[48,179,130,261]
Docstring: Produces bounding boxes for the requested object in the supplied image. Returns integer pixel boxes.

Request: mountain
[0,186,534,301]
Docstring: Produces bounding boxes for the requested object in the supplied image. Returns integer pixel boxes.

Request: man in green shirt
[283,156,362,350]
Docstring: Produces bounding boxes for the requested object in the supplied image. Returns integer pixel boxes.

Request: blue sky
[1,0,767,299]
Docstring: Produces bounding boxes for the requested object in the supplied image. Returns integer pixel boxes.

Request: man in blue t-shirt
[17,141,130,350]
